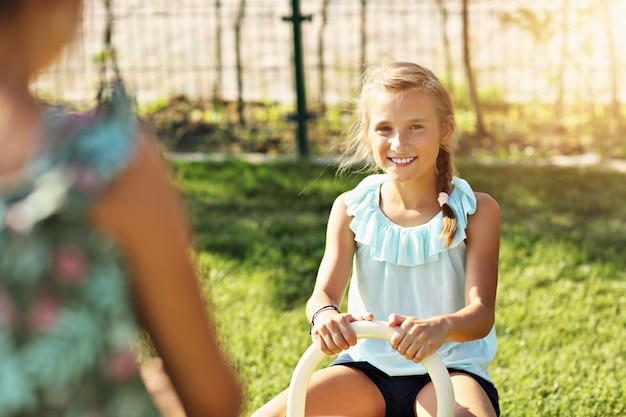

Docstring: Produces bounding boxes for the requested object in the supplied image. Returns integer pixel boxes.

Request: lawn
[165,158,626,416]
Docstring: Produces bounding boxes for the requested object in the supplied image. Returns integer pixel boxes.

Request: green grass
[165,158,626,416]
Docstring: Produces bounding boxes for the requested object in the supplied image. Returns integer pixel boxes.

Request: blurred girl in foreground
[0,1,241,416]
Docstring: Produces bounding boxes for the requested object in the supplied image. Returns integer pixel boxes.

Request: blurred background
[32,3,626,414]
[36,0,626,160]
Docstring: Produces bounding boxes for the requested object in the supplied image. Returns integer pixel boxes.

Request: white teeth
[390,157,415,164]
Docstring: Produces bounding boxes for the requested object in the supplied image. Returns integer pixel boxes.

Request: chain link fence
[36,0,626,157]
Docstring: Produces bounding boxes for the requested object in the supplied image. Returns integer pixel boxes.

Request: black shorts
[330,356,500,417]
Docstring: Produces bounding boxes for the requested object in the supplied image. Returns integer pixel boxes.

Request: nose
[390,131,409,153]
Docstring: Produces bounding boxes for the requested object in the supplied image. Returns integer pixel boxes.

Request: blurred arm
[91,132,242,417]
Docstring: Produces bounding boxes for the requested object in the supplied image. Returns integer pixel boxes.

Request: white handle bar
[286,320,456,417]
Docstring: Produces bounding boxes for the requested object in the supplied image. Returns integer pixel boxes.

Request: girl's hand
[388,314,450,363]
[140,358,187,417]
[311,311,374,355]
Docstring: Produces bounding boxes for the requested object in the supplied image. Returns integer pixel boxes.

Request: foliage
[139,95,626,160]
[156,159,626,416]
[499,8,558,43]
[140,97,297,155]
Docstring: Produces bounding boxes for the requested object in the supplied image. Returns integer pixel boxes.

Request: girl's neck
[0,75,37,124]
[0,80,43,176]
[378,176,441,227]
[382,175,439,210]
[379,177,441,228]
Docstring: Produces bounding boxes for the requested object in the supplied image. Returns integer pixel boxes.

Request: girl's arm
[389,192,500,362]
[306,193,373,355]
[445,191,500,340]
[91,132,242,417]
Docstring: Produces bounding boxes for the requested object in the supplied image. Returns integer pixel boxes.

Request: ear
[440,116,455,145]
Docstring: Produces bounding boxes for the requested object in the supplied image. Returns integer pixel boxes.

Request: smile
[389,157,416,165]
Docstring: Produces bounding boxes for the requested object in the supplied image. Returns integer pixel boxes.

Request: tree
[234,0,246,126]
[434,0,454,95]
[600,0,620,123]
[213,0,224,105]
[499,7,564,117]
[317,0,330,114]
[461,0,488,138]
[359,0,368,75]
[555,0,569,120]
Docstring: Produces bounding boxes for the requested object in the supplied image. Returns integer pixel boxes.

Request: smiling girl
[254,62,501,417]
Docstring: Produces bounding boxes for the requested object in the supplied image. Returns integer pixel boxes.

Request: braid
[342,61,459,247]
[437,144,457,247]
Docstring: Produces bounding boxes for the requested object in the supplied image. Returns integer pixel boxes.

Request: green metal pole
[284,0,311,158]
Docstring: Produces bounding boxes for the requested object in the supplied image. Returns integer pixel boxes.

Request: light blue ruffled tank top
[338,174,497,383]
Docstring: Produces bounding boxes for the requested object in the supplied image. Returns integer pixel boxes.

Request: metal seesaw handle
[286,320,456,417]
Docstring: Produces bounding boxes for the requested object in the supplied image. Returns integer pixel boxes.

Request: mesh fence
[35,0,626,155]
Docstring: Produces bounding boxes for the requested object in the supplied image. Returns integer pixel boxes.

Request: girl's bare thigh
[252,365,386,417]
[415,372,497,417]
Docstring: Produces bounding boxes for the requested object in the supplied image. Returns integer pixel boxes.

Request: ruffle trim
[0,84,136,235]
[344,174,477,266]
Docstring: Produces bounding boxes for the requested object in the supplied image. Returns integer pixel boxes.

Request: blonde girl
[254,62,500,417]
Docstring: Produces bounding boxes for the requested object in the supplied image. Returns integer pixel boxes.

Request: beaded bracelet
[309,304,340,334]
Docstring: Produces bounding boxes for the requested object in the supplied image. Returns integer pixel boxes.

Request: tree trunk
[359,0,367,74]
[461,0,488,138]
[555,0,569,120]
[213,0,223,104]
[601,0,620,121]
[235,0,246,125]
[434,0,454,94]
[317,0,330,113]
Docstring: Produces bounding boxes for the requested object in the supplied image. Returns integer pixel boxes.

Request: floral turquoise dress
[0,87,160,416]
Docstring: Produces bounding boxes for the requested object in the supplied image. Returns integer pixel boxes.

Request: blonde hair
[339,61,458,246]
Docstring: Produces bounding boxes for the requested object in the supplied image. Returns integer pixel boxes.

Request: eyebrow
[372,117,430,126]
[407,117,429,123]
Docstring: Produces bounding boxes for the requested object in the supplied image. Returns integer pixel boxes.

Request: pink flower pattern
[72,165,101,194]
[105,349,139,381]
[28,292,61,332]
[0,83,158,414]
[52,244,89,284]
[0,284,20,329]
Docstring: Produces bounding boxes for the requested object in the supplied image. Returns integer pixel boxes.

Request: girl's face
[367,89,452,183]
[6,0,82,76]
